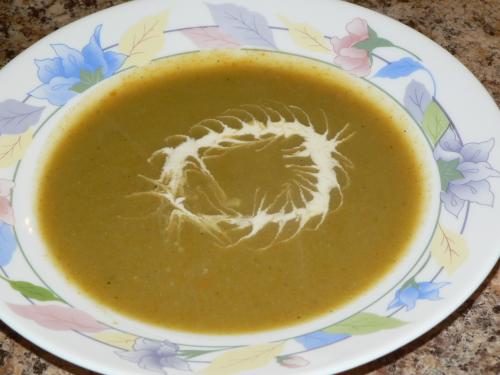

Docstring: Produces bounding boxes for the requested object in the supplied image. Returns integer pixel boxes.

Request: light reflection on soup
[37,50,427,333]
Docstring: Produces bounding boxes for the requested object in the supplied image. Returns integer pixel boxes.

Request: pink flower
[8,303,106,332]
[0,179,14,225]
[0,179,13,197]
[278,355,310,368]
[0,197,14,225]
[331,18,371,76]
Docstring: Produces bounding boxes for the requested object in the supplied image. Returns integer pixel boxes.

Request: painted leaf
[354,37,393,51]
[71,68,104,93]
[375,57,424,79]
[430,226,468,275]
[178,349,217,360]
[0,222,16,266]
[0,129,33,167]
[207,3,276,49]
[422,101,449,145]
[324,312,406,335]
[404,80,432,123]
[278,16,329,53]
[91,331,137,350]
[203,342,285,375]
[0,196,14,225]
[181,27,240,49]
[119,11,169,68]
[437,159,463,191]
[8,303,107,332]
[295,331,350,350]
[353,28,394,52]
[0,100,44,135]
[1,278,62,302]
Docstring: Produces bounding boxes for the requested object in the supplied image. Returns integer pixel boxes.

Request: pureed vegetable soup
[37,50,429,333]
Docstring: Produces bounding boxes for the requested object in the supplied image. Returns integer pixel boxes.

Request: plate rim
[0,1,498,374]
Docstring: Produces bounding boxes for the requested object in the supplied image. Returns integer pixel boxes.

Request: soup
[37,50,428,333]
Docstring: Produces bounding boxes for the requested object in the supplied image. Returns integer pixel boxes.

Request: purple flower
[388,280,449,311]
[29,25,126,106]
[434,128,499,216]
[116,338,190,374]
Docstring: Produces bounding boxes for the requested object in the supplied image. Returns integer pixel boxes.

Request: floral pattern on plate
[0,2,498,375]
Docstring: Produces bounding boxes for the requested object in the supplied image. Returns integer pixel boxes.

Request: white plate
[0,1,498,374]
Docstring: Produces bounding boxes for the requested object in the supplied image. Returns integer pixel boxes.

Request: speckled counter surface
[0,0,498,374]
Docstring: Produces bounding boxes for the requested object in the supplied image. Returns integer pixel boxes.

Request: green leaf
[437,159,464,191]
[2,277,62,302]
[353,26,394,52]
[178,349,213,359]
[323,312,406,335]
[400,277,418,290]
[422,101,449,145]
[353,37,394,52]
[71,68,104,93]
[367,26,378,39]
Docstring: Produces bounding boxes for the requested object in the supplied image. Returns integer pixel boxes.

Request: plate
[0,1,498,374]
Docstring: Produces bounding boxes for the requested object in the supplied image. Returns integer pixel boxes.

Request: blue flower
[434,128,500,216]
[0,222,17,266]
[388,280,449,311]
[295,331,350,350]
[29,25,126,106]
[116,338,190,374]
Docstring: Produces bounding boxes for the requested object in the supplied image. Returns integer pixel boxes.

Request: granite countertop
[0,0,498,374]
